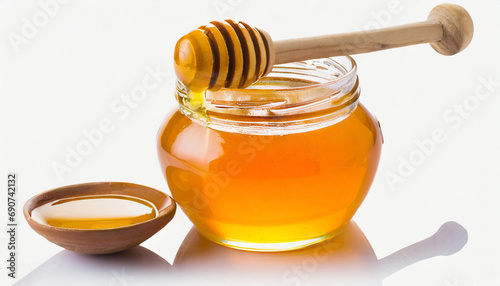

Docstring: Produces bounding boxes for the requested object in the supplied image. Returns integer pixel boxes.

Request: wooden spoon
[174,3,473,92]
[23,182,176,254]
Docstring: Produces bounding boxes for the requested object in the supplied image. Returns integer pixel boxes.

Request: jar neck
[176,57,360,135]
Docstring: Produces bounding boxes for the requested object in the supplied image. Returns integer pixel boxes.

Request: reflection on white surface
[174,221,377,285]
[15,221,467,286]
[14,246,172,286]
[174,221,468,285]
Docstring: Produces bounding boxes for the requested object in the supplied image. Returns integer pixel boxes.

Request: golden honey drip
[31,195,158,229]
[173,20,275,121]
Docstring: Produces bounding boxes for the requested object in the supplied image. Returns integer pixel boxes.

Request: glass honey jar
[157,56,383,251]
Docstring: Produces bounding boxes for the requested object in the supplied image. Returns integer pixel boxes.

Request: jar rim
[176,56,360,135]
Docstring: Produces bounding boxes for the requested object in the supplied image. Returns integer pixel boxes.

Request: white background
[1,0,499,285]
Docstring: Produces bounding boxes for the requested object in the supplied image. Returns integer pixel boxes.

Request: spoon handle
[273,4,473,64]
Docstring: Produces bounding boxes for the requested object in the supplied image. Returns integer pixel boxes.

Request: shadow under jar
[157,56,383,252]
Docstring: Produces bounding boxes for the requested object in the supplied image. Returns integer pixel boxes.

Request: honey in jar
[31,194,158,229]
[158,57,382,251]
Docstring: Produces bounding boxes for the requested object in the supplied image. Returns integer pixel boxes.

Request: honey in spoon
[31,194,158,230]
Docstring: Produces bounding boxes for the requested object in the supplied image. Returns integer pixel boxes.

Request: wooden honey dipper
[174,4,473,92]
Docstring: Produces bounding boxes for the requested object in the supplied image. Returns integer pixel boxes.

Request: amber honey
[158,57,383,251]
[31,194,158,229]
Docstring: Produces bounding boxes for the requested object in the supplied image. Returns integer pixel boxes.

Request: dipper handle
[274,4,473,64]
[174,4,473,92]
